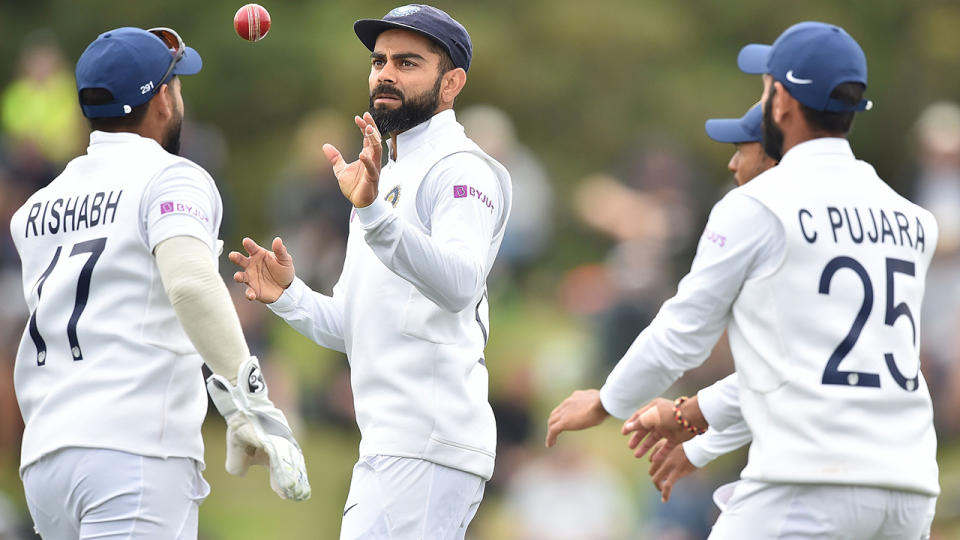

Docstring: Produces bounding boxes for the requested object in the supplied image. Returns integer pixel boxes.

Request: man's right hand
[229,237,295,304]
[648,439,697,503]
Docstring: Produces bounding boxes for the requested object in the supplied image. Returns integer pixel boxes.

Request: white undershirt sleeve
[682,421,753,468]
[698,373,745,431]
[155,236,250,383]
[681,373,753,467]
[268,277,346,353]
[599,192,785,419]
[354,153,502,313]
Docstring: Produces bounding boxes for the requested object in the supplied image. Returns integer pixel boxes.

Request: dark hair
[427,40,456,75]
[799,82,866,135]
[79,87,150,132]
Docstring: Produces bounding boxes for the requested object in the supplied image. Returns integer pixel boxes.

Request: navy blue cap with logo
[737,21,872,113]
[354,4,473,72]
[705,103,763,144]
[75,27,202,119]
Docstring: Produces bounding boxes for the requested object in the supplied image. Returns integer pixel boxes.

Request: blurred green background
[2,0,960,538]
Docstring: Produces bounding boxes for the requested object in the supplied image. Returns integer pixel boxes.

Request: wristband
[673,396,706,436]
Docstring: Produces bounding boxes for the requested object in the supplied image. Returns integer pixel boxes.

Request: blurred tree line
[3,0,959,274]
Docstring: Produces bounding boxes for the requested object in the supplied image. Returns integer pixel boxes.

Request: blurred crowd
[2,32,960,540]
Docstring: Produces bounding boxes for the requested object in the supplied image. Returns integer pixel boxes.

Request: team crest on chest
[385,185,401,208]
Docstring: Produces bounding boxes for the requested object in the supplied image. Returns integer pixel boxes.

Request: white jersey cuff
[356,198,392,229]
[269,276,309,314]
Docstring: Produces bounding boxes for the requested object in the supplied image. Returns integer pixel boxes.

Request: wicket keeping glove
[206,356,311,501]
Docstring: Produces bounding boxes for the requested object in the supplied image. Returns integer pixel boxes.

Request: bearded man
[230,5,513,539]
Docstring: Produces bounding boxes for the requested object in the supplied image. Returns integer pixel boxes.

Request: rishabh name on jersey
[729,140,939,496]
[10,132,218,474]
[339,115,511,481]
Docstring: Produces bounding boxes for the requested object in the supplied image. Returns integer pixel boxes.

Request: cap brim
[172,45,202,76]
[737,44,770,74]
[354,18,445,53]
[705,118,754,144]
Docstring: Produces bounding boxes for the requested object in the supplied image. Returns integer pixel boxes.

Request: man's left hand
[323,112,383,208]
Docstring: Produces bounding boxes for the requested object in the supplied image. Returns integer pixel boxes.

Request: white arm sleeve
[354,153,503,313]
[698,373,745,431]
[682,421,753,468]
[268,277,346,353]
[155,235,250,383]
[599,192,785,419]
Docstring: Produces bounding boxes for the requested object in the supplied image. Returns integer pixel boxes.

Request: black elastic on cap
[81,103,131,118]
[823,97,872,113]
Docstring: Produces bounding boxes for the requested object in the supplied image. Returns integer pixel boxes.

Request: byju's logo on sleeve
[453,185,468,198]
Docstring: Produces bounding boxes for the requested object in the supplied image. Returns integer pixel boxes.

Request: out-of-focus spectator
[1,31,85,167]
[461,104,554,277]
[269,108,353,293]
[504,446,632,540]
[569,136,704,372]
[910,101,960,436]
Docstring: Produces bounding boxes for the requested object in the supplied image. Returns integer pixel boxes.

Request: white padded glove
[206,357,311,501]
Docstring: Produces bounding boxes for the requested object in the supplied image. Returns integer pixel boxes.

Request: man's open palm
[323,112,383,208]
[229,237,295,304]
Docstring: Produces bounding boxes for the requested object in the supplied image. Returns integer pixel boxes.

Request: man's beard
[762,85,784,162]
[368,75,442,135]
[162,105,183,155]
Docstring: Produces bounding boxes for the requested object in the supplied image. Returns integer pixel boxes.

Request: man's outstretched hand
[648,439,697,503]
[229,237,295,304]
[545,389,610,448]
[323,112,383,208]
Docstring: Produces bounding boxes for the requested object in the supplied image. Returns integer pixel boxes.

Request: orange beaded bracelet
[673,396,706,436]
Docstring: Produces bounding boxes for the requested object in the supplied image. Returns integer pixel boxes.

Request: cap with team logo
[737,21,871,113]
[705,103,763,144]
[75,27,202,119]
[354,4,472,72]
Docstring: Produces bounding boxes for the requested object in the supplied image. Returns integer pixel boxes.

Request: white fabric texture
[155,235,249,382]
[268,110,512,480]
[339,455,484,540]
[22,447,209,540]
[697,373,747,431]
[708,479,935,540]
[684,374,752,468]
[10,131,222,473]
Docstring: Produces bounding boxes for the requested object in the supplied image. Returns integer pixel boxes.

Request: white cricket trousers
[339,455,485,540]
[21,447,210,540]
[709,479,937,539]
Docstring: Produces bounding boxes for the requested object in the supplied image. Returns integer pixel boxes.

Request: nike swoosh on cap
[786,70,814,84]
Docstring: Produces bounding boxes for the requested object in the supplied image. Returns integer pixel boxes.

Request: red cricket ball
[234,4,271,42]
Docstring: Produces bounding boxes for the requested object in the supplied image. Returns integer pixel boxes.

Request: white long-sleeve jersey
[601,138,939,496]
[268,110,512,480]
[11,131,223,473]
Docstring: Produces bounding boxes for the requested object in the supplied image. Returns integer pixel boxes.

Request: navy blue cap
[738,21,871,113]
[705,103,763,144]
[354,4,472,72]
[75,27,202,119]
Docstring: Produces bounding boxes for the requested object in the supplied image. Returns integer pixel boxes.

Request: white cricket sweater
[269,110,512,480]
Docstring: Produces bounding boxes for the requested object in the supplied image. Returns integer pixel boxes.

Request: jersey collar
[779,137,854,166]
[387,109,460,162]
[87,130,162,153]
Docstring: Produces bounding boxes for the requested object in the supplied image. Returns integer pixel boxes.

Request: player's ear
[772,81,791,124]
[440,68,466,105]
[151,82,175,122]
